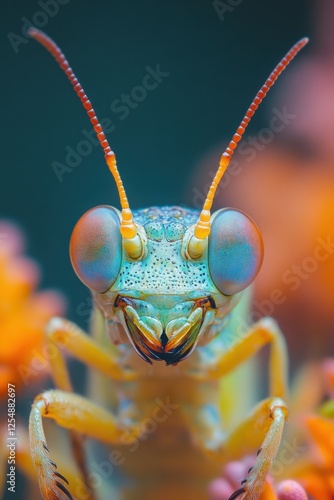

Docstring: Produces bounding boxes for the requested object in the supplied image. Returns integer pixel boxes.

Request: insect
[27,28,308,500]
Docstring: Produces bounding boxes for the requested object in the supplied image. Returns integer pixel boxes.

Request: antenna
[193,37,309,240]
[28,28,137,240]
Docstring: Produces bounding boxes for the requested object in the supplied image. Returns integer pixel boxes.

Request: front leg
[31,316,136,499]
[187,318,289,499]
[29,389,141,500]
[207,317,288,400]
[223,397,288,500]
[45,316,136,391]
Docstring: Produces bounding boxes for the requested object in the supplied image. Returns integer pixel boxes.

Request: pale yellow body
[113,374,221,499]
[29,296,288,500]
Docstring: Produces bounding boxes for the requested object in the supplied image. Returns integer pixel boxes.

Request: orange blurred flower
[0,221,66,397]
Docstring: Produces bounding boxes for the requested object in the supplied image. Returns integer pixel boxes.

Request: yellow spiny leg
[1,422,45,499]
[194,318,289,498]
[34,317,136,499]
[45,317,135,391]
[29,389,140,500]
[1,422,88,500]
[223,397,288,499]
[223,318,287,499]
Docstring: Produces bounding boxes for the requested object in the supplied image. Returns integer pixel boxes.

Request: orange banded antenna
[194,37,309,240]
[28,28,137,240]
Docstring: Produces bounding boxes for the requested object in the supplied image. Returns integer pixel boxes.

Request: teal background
[0,0,312,321]
[2,0,311,324]
[1,1,312,498]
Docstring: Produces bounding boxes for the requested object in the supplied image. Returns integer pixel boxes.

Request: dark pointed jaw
[124,317,203,365]
[116,296,207,365]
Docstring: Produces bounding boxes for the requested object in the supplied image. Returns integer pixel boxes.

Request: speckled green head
[70,204,263,364]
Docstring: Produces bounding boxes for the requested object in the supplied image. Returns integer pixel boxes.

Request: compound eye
[70,206,122,293]
[208,209,263,295]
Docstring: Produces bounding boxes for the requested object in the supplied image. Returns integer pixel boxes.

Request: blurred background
[2,0,334,497]
[1,0,313,328]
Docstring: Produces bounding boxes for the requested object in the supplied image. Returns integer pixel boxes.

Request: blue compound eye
[70,206,122,293]
[208,209,264,296]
